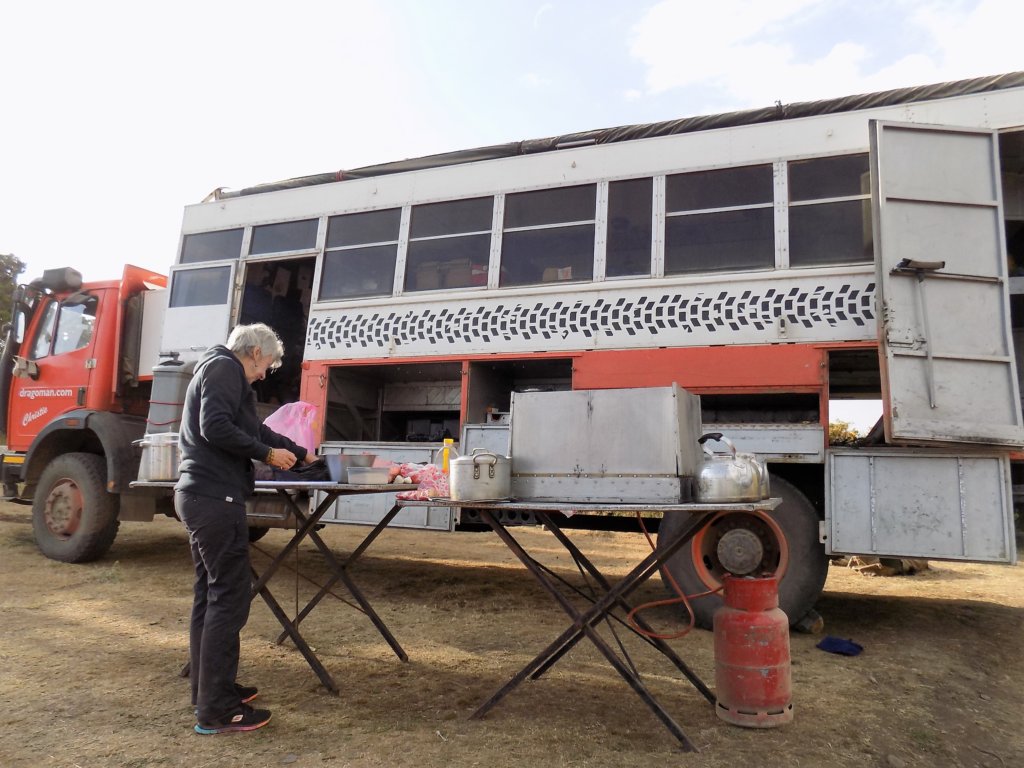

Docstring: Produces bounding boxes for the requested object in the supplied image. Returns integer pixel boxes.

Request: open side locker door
[825,120,1021,563]
[870,120,1024,445]
[161,261,239,364]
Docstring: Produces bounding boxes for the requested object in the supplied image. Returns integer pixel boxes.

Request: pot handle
[466,449,499,480]
[469,448,498,466]
[698,432,737,457]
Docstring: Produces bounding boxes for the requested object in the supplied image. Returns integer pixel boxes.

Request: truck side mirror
[12,356,39,380]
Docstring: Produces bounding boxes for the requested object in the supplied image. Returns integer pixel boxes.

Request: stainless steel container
[137,432,180,481]
[346,466,391,485]
[146,359,195,434]
[325,453,377,483]
[509,384,702,503]
[450,449,512,501]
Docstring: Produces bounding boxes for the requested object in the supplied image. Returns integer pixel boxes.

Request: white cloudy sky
[2,0,1018,283]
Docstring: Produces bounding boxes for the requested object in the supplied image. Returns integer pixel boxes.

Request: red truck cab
[0,265,168,561]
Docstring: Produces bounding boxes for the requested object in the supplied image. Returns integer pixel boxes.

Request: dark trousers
[175,490,252,722]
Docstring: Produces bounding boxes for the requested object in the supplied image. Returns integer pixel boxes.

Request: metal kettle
[695,433,769,502]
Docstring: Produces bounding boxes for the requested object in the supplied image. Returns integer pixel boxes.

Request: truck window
[29,300,59,360]
[788,153,872,266]
[500,184,596,287]
[180,228,244,264]
[321,209,401,300]
[250,219,318,254]
[665,164,774,274]
[606,177,653,278]
[52,296,98,356]
[405,197,492,292]
[169,266,232,307]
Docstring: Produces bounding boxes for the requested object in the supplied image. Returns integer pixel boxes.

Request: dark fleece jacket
[175,345,305,505]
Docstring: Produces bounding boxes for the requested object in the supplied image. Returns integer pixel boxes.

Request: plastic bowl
[346,466,391,485]
[325,454,377,483]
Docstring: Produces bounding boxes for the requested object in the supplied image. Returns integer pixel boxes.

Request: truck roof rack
[215,71,1024,200]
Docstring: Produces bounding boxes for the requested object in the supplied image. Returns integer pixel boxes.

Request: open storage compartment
[325,362,463,443]
[465,358,573,424]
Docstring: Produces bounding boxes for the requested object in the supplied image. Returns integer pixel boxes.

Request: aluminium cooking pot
[135,432,181,482]
[695,433,769,503]
[450,449,512,501]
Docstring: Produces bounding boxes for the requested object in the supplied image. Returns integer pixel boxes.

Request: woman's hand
[304,452,316,464]
[267,448,298,469]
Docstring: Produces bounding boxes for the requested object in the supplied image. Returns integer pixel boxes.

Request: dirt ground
[1,501,1022,768]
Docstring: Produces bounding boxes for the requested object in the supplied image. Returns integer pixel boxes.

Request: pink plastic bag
[262,401,320,454]
[396,463,449,501]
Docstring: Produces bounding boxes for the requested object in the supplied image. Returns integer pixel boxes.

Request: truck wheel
[658,475,828,629]
[31,453,119,563]
[248,526,269,543]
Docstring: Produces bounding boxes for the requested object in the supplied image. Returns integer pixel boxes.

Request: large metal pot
[450,449,512,501]
[136,432,180,481]
[695,433,768,503]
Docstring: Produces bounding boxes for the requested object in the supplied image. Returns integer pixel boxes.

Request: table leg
[248,491,345,693]
[251,565,340,695]
[474,510,712,751]
[250,493,330,595]
[530,512,715,703]
[273,501,408,662]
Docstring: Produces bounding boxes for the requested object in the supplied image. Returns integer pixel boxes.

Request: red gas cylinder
[713,575,793,728]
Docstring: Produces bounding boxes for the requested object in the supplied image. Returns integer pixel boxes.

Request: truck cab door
[870,119,1024,445]
[161,261,238,365]
[8,292,99,450]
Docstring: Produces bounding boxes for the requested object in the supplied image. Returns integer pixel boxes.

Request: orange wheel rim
[688,510,790,592]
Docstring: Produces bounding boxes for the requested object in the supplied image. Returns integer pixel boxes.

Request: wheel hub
[716,528,764,575]
[695,511,784,585]
[44,479,83,538]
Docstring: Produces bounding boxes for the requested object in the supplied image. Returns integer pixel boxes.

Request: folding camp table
[401,497,781,752]
[246,480,414,694]
[132,480,412,695]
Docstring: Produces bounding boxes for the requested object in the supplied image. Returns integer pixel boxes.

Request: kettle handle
[698,432,737,457]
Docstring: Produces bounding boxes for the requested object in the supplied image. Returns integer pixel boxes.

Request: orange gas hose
[626,512,722,640]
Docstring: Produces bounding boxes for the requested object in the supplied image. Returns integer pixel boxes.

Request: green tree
[0,253,28,349]
[828,419,860,445]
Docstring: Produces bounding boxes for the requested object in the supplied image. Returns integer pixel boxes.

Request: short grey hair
[226,323,284,369]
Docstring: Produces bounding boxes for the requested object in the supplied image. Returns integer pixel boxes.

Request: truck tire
[31,453,120,563]
[657,474,828,629]
[248,526,270,543]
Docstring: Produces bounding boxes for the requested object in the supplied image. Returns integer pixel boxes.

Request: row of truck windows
[173,155,872,307]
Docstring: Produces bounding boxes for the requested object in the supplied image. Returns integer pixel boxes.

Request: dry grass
[1,503,1022,768]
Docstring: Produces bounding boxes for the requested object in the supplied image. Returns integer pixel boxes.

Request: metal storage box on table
[509,384,703,503]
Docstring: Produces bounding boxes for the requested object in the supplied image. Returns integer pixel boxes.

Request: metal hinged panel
[162,262,238,364]
[871,120,1024,446]
[704,423,825,462]
[509,385,702,503]
[826,448,1016,562]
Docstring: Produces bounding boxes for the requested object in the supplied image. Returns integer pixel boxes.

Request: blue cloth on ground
[816,636,863,656]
